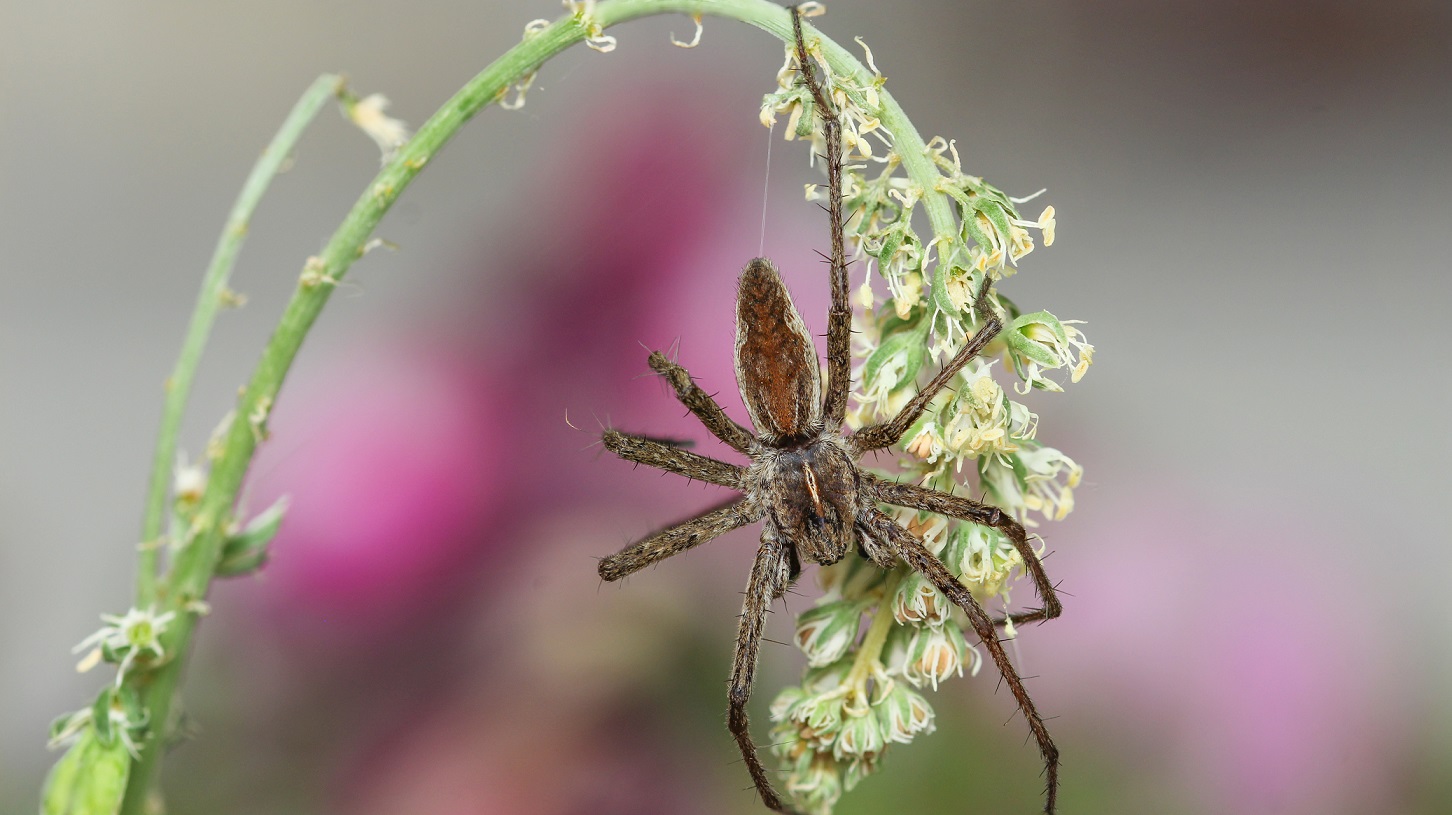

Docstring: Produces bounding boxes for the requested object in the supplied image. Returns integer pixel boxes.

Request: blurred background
[2,1,1449,813]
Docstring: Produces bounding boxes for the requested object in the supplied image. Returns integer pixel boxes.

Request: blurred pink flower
[1036,492,1415,814]
[245,345,501,639]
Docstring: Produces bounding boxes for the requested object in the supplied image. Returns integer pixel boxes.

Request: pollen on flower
[892,272,922,319]
[346,93,411,160]
[905,424,942,461]
[1038,205,1056,246]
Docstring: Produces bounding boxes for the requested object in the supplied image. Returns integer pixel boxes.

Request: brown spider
[596,8,1063,814]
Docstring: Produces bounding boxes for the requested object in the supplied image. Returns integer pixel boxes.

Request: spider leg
[647,351,758,455]
[853,517,900,570]
[728,529,802,815]
[863,507,1059,814]
[850,278,1002,455]
[790,7,851,430]
[599,497,758,582]
[869,476,1062,627]
[602,429,744,489]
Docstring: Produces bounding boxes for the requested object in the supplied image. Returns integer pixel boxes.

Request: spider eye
[734,257,822,441]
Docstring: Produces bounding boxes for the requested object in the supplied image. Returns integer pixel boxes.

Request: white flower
[981,443,1082,524]
[874,681,935,744]
[904,421,944,462]
[73,606,176,686]
[794,601,863,667]
[891,571,948,626]
[898,623,978,690]
[833,709,885,761]
[940,363,1028,462]
[1018,445,1083,521]
[1003,310,1094,393]
[948,522,1021,596]
[172,451,206,505]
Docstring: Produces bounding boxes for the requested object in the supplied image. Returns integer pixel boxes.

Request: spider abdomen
[735,257,823,445]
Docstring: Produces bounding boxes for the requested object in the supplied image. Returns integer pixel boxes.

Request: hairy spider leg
[861,507,1059,814]
[790,8,851,430]
[601,430,744,489]
[598,498,758,581]
[870,476,1063,627]
[728,531,801,815]
[850,276,1002,455]
[647,351,758,455]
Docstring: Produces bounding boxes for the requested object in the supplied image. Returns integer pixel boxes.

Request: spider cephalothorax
[596,8,1063,815]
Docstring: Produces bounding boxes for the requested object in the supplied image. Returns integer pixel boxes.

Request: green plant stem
[135,74,344,605]
[846,570,904,694]
[116,3,958,811]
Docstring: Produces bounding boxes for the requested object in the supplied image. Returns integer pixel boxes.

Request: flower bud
[785,752,843,815]
[41,726,129,815]
[861,325,928,400]
[789,689,849,747]
[890,571,949,626]
[794,600,863,667]
[216,497,288,577]
[833,710,886,761]
[902,623,972,690]
[875,682,936,744]
[1003,310,1093,392]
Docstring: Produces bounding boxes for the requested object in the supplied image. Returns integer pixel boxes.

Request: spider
[596,8,1063,813]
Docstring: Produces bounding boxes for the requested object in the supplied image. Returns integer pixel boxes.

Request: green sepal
[794,599,866,667]
[960,201,993,251]
[931,262,966,318]
[871,223,904,268]
[89,689,114,748]
[1003,312,1064,369]
[939,523,973,577]
[980,200,1015,249]
[216,497,288,577]
[1012,310,1068,345]
[794,96,818,138]
[48,710,87,745]
[98,641,125,666]
[862,322,929,394]
[41,727,130,815]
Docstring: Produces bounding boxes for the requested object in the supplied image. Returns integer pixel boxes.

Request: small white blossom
[890,571,948,626]
[794,601,864,667]
[833,710,884,761]
[874,681,935,744]
[73,606,176,686]
[981,443,1082,525]
[172,450,206,505]
[898,623,977,690]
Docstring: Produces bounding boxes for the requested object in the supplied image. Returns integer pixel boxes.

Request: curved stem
[845,569,903,702]
[116,3,959,812]
[135,74,343,605]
